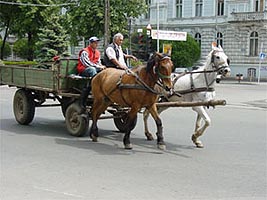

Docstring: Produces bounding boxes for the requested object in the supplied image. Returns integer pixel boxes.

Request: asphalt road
[0,81,266,200]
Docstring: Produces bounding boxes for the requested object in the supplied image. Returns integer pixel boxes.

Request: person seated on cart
[103,33,137,69]
[77,36,106,111]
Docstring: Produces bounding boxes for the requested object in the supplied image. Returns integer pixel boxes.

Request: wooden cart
[0,59,135,136]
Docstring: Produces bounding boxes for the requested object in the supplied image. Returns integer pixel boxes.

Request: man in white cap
[77,36,105,111]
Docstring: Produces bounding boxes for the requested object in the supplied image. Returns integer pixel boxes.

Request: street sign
[151,30,187,41]
[259,52,266,60]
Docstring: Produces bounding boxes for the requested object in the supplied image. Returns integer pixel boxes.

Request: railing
[229,11,267,22]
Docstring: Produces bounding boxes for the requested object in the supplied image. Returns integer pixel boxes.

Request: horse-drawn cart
[0,59,135,136]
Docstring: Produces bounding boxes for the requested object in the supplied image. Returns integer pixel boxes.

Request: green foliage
[13,38,29,59]
[36,14,69,62]
[0,39,11,58]
[63,0,147,45]
[158,34,201,68]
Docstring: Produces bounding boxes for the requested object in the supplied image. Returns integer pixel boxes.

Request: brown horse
[89,52,173,150]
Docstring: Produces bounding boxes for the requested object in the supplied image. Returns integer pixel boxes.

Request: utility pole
[104,0,110,47]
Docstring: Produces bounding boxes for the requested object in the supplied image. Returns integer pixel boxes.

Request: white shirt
[105,43,127,67]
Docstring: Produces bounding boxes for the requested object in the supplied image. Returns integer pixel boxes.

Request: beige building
[135,0,267,80]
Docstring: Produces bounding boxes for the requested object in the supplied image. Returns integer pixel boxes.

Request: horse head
[146,52,173,91]
[210,42,231,77]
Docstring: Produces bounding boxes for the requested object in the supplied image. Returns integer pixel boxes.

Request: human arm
[80,51,97,68]
[124,54,137,61]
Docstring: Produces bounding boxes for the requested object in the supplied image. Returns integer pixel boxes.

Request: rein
[118,69,160,95]
[173,65,225,95]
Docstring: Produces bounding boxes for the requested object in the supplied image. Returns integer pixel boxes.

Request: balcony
[229,11,267,23]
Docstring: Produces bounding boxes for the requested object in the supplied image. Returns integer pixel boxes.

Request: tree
[35,14,69,62]
[0,39,11,58]
[0,0,21,59]
[13,38,29,60]
[12,0,61,61]
[63,0,147,46]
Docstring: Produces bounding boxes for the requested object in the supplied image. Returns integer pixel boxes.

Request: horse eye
[216,56,220,59]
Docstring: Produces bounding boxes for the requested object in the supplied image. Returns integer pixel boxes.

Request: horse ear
[212,42,217,49]
[155,52,162,58]
[218,45,223,51]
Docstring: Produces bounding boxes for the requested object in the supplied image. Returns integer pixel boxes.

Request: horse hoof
[195,142,204,148]
[147,135,154,141]
[90,134,98,142]
[124,143,133,150]
[157,144,166,151]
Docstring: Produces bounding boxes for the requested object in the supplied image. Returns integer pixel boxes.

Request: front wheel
[13,89,35,125]
[65,101,89,137]
[113,113,137,133]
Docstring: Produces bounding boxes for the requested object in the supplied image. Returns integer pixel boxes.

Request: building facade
[135,0,267,80]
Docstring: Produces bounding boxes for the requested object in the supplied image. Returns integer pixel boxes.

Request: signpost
[258,43,265,83]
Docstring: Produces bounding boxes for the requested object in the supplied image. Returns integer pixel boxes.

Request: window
[217,0,224,16]
[250,31,258,56]
[176,0,183,18]
[255,0,264,12]
[216,32,223,47]
[195,0,203,17]
[195,33,201,47]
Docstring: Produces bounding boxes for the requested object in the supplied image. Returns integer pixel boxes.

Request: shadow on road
[1,117,194,158]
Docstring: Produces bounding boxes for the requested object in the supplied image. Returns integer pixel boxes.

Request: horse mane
[192,50,214,72]
[146,53,169,73]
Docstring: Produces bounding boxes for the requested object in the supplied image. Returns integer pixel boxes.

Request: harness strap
[176,87,215,95]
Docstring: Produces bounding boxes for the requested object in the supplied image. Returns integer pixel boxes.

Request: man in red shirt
[78,36,105,111]
[77,36,105,76]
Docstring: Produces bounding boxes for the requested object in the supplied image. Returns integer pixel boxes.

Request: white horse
[143,42,231,148]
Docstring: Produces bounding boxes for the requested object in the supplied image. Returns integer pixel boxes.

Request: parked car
[174,67,189,74]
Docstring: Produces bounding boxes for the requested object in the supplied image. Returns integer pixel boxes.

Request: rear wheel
[114,113,137,133]
[13,89,35,125]
[65,101,89,137]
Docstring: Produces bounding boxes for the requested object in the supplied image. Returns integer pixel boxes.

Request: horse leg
[143,109,154,140]
[191,106,211,148]
[90,99,110,142]
[148,104,166,150]
[123,108,139,149]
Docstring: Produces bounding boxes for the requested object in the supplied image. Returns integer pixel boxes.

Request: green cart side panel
[58,59,87,91]
[0,65,56,91]
[1,66,12,83]
[25,69,55,89]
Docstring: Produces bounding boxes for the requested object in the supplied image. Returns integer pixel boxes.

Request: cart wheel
[65,102,89,137]
[13,89,35,125]
[113,113,137,133]
[61,97,72,117]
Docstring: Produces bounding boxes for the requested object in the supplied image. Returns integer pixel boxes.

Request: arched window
[249,31,258,56]
[195,0,203,17]
[195,33,201,47]
[176,0,183,18]
[216,32,223,47]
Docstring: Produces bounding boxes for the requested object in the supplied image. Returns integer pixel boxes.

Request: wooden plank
[156,100,226,107]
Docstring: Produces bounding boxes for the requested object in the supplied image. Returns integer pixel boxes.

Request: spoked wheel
[13,89,35,125]
[65,101,89,137]
[113,113,137,133]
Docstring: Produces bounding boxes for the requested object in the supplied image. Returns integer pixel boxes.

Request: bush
[157,34,201,69]
[13,38,29,60]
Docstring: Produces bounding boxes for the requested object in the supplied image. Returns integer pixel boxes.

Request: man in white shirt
[103,33,137,69]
